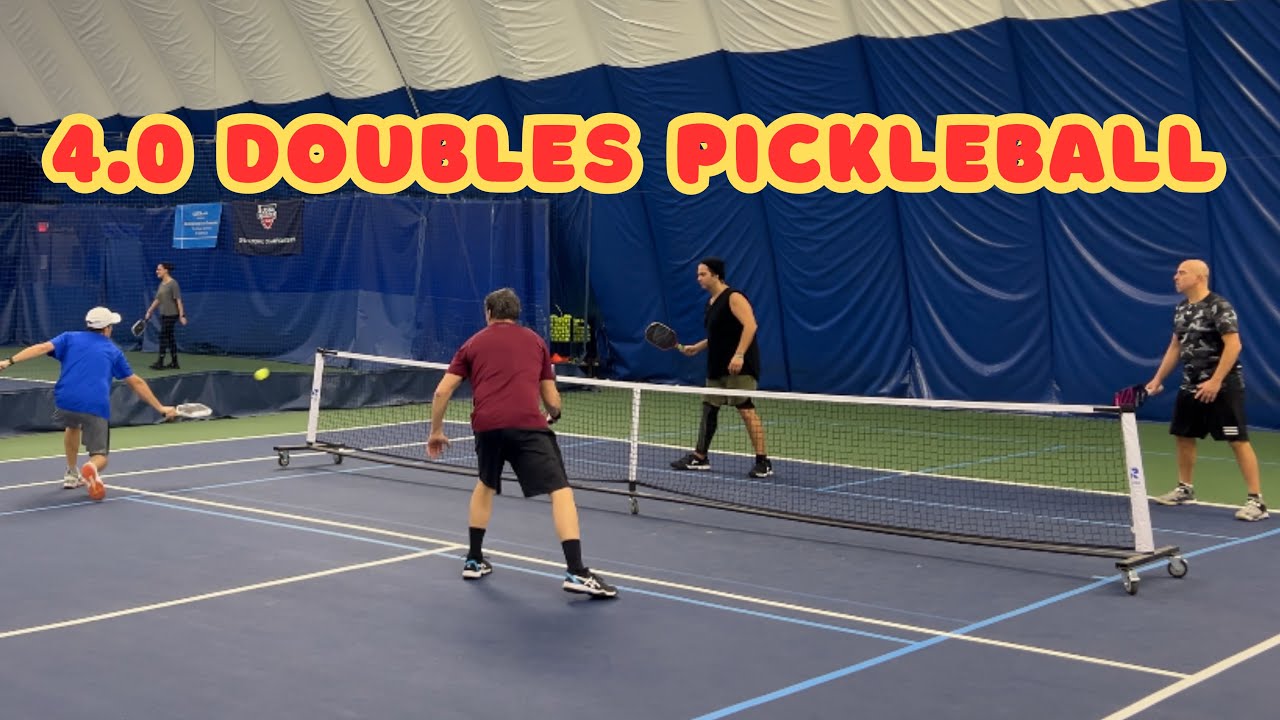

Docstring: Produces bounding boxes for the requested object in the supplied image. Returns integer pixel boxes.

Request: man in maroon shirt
[427,288,618,598]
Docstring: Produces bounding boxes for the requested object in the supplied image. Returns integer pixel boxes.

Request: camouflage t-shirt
[1173,292,1243,392]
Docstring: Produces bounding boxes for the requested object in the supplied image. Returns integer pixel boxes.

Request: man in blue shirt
[0,307,175,500]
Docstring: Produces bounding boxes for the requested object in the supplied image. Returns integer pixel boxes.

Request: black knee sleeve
[696,402,720,455]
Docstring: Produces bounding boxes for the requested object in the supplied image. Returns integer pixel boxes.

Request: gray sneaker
[62,469,83,489]
[1153,484,1195,506]
[1235,497,1269,522]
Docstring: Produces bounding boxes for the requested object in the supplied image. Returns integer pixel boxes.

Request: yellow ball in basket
[253,367,270,381]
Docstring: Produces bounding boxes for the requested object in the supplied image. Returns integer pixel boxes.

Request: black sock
[468,527,486,560]
[562,539,586,575]
[756,454,767,463]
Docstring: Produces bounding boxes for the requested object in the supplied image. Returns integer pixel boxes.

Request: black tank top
[704,288,760,379]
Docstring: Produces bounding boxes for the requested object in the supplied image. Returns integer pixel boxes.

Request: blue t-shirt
[50,331,133,419]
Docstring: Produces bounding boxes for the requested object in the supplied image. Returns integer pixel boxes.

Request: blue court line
[0,458,1241,560]
[0,499,104,516]
[126,497,439,553]
[1152,527,1240,541]
[623,587,914,644]
[193,487,981,626]
[690,524,1280,720]
[0,451,922,638]
[318,431,1222,545]
[433,552,917,645]
[124,493,918,646]
[161,464,1248,542]
[574,451,1239,540]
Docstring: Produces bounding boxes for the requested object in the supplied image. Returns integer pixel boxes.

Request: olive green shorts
[703,375,758,408]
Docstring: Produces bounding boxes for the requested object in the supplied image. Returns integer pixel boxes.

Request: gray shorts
[53,408,110,456]
[703,375,758,408]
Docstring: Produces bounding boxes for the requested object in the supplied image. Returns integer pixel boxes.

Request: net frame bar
[305,349,325,445]
[1121,412,1156,554]
[275,348,1178,571]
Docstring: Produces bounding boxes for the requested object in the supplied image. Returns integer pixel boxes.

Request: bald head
[1174,259,1210,299]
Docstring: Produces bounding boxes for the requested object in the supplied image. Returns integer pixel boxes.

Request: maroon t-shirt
[446,322,555,432]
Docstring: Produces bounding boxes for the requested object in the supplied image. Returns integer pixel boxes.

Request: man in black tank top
[670,257,772,478]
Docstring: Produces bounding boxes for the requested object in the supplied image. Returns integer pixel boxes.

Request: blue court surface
[2,435,1277,719]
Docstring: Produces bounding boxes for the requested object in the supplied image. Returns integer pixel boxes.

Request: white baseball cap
[85,306,122,329]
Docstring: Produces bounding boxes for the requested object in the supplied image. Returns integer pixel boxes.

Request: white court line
[0,453,325,492]
[0,376,54,385]
[0,547,459,640]
[107,481,1185,680]
[1099,631,1280,719]
[0,429,306,465]
[0,427,1260,511]
[1,446,1257,521]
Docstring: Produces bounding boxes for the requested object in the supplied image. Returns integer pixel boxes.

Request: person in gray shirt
[145,262,187,370]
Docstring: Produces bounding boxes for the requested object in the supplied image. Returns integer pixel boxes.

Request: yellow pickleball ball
[253,368,270,381]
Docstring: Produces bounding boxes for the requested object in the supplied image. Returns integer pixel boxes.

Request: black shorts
[1170,388,1249,442]
[474,428,571,497]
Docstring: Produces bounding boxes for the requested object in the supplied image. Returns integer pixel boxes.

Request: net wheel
[278,451,290,467]
[629,497,639,515]
[1167,557,1188,578]
[1122,570,1140,595]
[333,453,343,465]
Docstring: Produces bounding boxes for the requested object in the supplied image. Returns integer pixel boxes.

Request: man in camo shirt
[1146,259,1267,521]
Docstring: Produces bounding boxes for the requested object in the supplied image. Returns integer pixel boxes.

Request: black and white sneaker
[748,458,773,478]
[671,453,711,471]
[461,557,493,580]
[563,569,618,598]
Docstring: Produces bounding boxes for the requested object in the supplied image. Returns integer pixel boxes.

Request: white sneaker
[62,469,84,489]
[1235,497,1270,522]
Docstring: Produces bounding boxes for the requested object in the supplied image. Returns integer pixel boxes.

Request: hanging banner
[232,200,303,256]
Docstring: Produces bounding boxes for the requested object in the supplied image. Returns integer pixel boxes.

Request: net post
[628,387,641,504]
[1121,409,1155,553]
[305,348,325,444]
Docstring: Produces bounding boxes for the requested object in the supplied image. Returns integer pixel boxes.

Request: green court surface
[1,385,1275,509]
